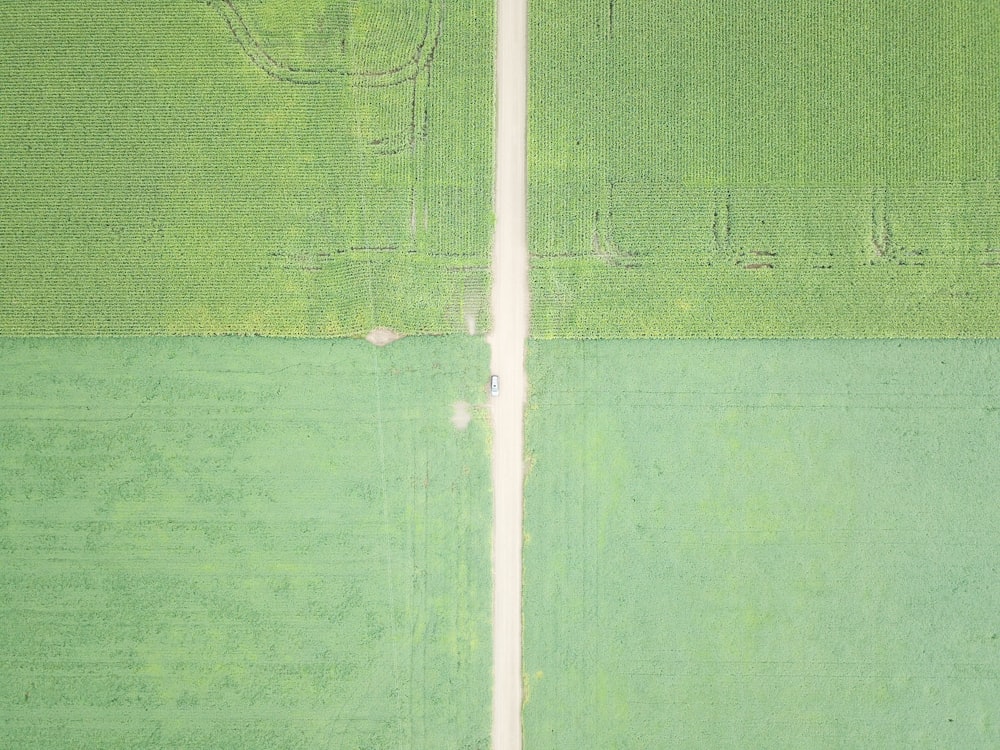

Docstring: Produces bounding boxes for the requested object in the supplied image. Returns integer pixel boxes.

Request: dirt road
[490,0,528,748]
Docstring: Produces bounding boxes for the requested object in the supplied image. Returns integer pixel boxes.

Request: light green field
[0,337,491,748]
[524,339,1000,747]
[530,1,1000,337]
[0,1,493,335]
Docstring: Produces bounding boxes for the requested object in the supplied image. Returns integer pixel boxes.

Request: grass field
[523,339,1000,747]
[0,1,493,335]
[0,337,491,748]
[529,1,1000,337]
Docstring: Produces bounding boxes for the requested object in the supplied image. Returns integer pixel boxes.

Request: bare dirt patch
[451,400,473,430]
[366,327,404,346]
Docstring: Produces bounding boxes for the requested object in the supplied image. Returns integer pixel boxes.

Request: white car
[490,374,500,396]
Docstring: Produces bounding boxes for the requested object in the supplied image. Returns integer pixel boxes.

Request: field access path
[490,0,528,748]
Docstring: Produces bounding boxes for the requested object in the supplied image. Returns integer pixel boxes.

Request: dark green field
[0,337,491,748]
[530,1,1000,336]
[0,2,493,335]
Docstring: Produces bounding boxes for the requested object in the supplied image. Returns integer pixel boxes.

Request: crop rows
[0,337,492,748]
[524,339,1000,746]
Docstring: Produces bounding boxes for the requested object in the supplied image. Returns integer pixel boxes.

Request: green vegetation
[0,1,493,335]
[524,339,1000,747]
[0,337,491,748]
[530,1,1000,337]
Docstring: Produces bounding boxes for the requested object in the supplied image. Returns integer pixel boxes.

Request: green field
[0,337,491,748]
[524,339,1000,747]
[0,1,493,335]
[530,1,1000,337]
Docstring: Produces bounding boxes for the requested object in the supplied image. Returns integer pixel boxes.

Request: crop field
[0,1,493,335]
[530,1,1000,337]
[523,339,1000,747]
[0,337,491,748]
